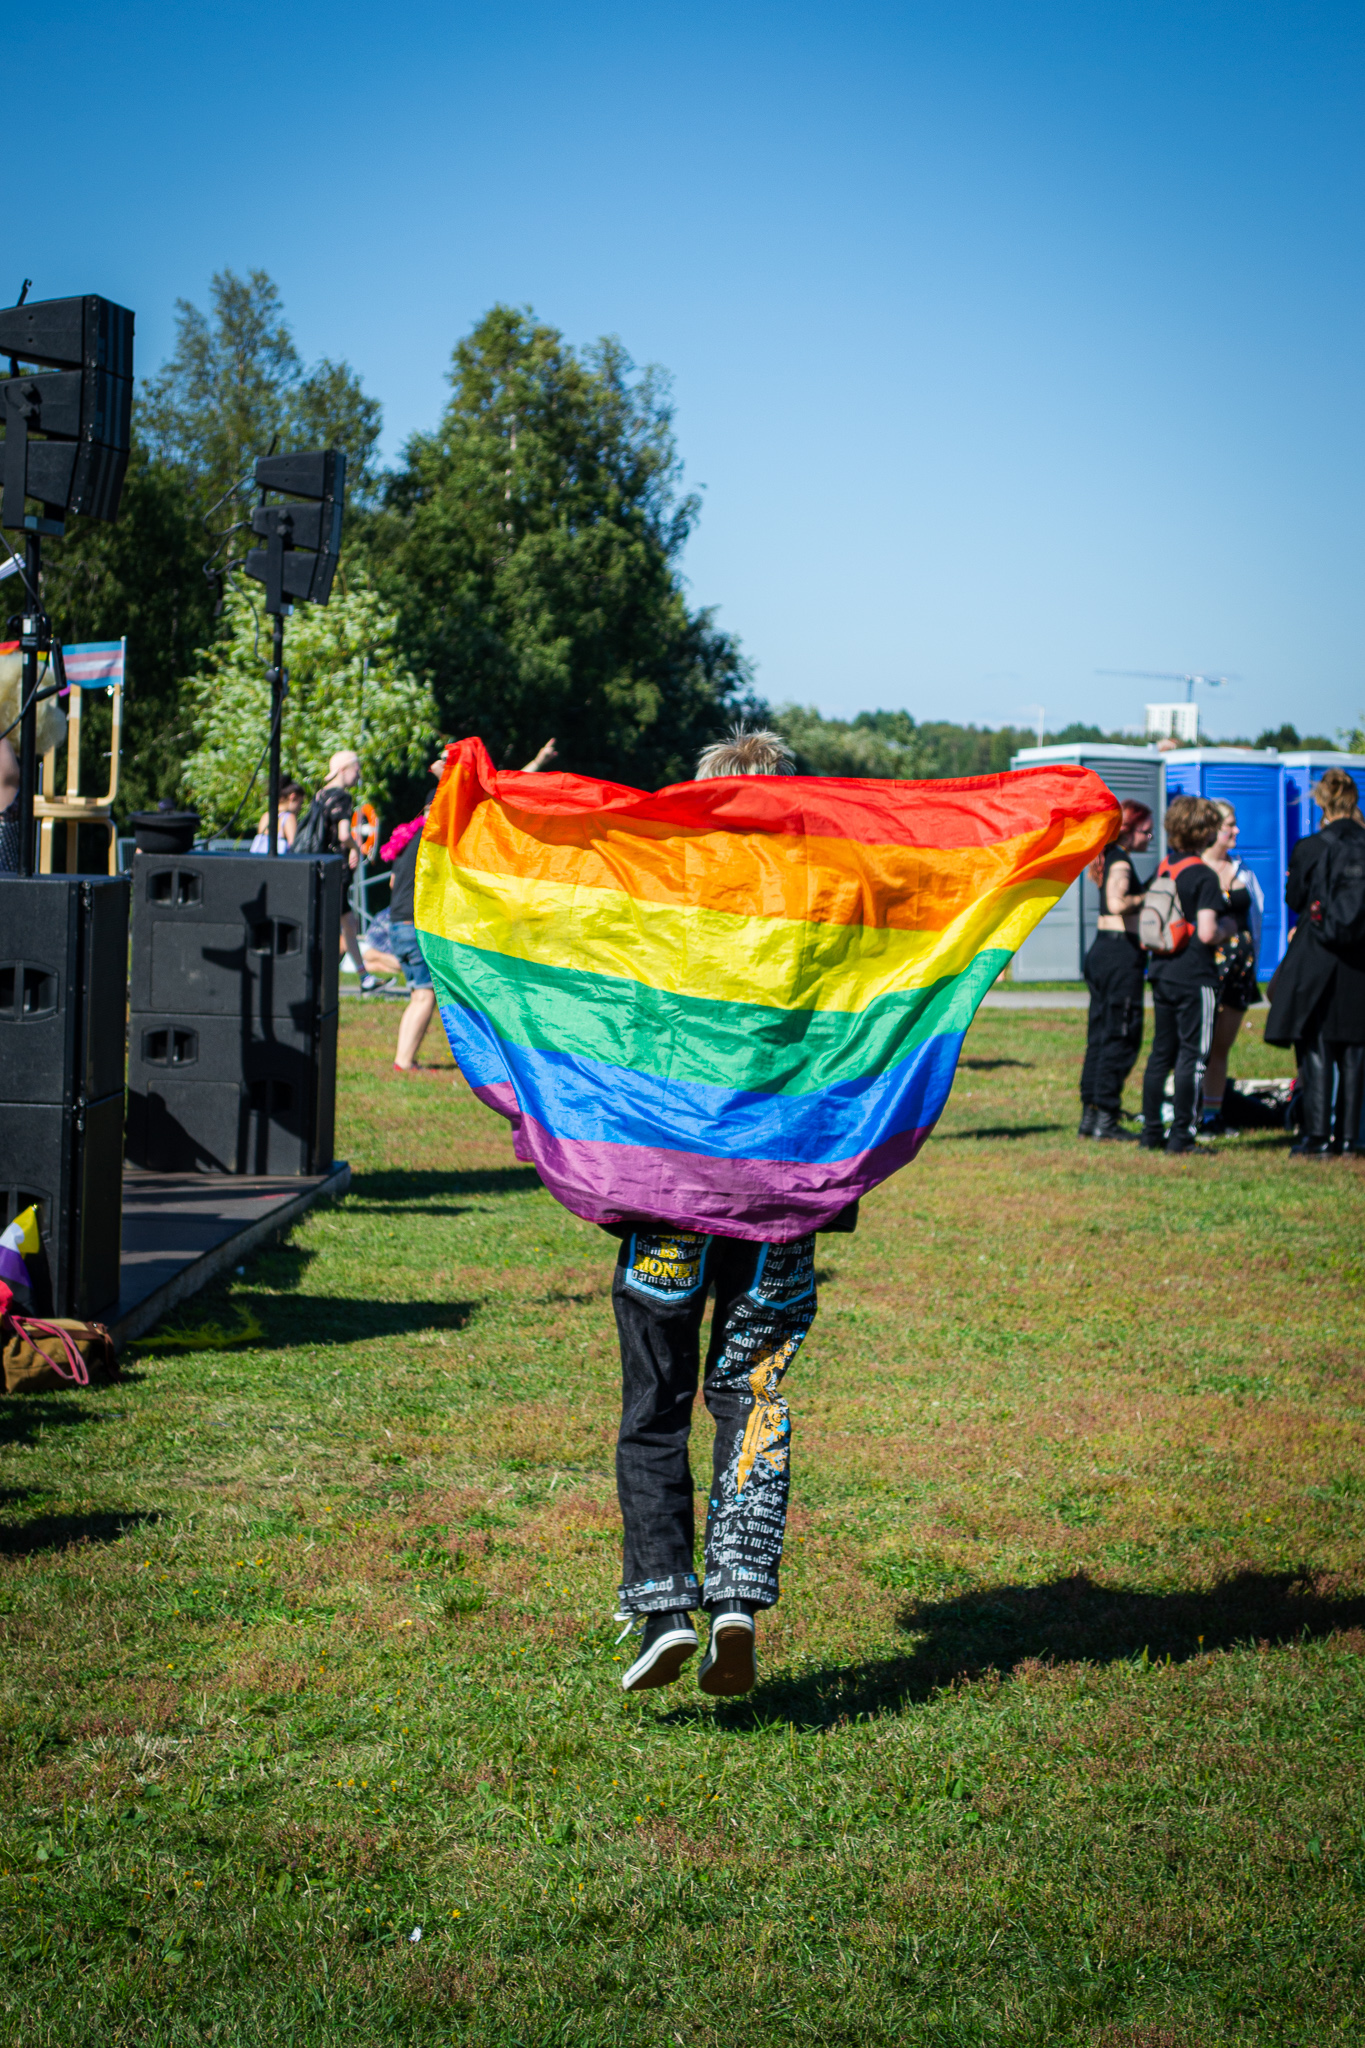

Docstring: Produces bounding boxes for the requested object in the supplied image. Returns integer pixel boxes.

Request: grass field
[2,1000,1364,2045]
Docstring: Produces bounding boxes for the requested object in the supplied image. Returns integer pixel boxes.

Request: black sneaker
[698,1604,757,1697]
[1138,1127,1166,1151]
[1165,1132,1203,1156]
[619,1610,697,1692]
[1077,1104,1097,1138]
[1092,1110,1137,1142]
[360,972,380,993]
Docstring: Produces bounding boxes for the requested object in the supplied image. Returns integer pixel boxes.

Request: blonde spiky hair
[694,724,796,781]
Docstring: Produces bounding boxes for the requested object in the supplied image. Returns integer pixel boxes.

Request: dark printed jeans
[613,1228,818,1616]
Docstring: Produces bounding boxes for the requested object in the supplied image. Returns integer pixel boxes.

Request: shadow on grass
[0,1504,160,1556]
[959,1058,1033,1071]
[0,1399,108,1450]
[151,1295,481,1350]
[344,1167,545,1214]
[686,1570,1365,1731]
[936,1123,1066,1142]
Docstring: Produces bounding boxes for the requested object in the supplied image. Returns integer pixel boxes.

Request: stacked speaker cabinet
[0,875,130,1317]
[126,853,342,1176]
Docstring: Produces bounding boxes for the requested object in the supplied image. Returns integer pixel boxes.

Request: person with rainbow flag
[411,725,1116,1700]
[606,727,822,1698]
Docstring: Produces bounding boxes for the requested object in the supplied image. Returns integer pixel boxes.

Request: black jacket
[1264,819,1365,1046]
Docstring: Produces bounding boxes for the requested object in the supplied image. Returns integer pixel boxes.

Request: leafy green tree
[1256,722,1338,751]
[373,305,754,786]
[770,705,939,778]
[769,705,1095,779]
[181,572,436,834]
[142,269,382,520]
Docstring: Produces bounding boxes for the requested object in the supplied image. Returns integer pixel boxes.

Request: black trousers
[1296,1029,1365,1147]
[1080,934,1146,1113]
[1142,982,1217,1140]
[612,1227,817,1615]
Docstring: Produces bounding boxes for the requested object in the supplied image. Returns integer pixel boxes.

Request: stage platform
[108,1162,351,1348]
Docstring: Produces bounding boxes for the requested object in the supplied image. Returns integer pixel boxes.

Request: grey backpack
[1137,856,1202,956]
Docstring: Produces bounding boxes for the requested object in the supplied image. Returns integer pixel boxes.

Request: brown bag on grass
[0,1295,119,1394]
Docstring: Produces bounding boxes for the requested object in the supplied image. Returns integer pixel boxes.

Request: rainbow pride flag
[415,739,1117,1241]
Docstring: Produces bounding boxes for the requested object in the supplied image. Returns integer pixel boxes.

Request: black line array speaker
[125,852,342,1175]
[0,875,130,1317]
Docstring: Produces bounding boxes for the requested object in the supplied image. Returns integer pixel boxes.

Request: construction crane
[1095,669,1235,702]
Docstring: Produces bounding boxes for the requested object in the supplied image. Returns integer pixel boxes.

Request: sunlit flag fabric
[415,739,1117,1241]
[59,639,125,688]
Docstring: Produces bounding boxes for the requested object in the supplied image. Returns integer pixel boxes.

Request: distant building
[1146,701,1200,744]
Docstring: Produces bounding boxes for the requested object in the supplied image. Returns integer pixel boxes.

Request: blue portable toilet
[1160,749,1286,979]
[1280,751,1364,861]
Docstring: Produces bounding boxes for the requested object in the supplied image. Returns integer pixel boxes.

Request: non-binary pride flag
[415,739,1117,1241]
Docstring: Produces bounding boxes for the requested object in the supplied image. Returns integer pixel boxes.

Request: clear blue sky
[32,1,1365,739]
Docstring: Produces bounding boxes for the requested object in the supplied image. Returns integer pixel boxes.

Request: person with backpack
[294,751,377,989]
[1138,795,1236,1153]
[1078,799,1154,1140]
[1265,767,1365,1158]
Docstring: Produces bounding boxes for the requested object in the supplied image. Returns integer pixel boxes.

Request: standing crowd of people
[1079,768,1365,1155]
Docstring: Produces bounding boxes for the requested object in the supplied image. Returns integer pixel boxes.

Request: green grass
[2,1003,1363,2045]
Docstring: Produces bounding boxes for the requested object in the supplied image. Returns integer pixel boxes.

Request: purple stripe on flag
[467,1080,929,1241]
[0,1245,31,1292]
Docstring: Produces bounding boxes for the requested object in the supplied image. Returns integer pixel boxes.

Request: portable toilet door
[1160,750,1286,979]
[1280,751,1364,860]
[1007,745,1165,980]
[1279,752,1364,937]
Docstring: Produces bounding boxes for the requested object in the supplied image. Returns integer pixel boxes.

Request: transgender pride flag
[61,639,125,687]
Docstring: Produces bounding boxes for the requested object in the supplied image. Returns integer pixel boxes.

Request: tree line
[39,268,1354,830]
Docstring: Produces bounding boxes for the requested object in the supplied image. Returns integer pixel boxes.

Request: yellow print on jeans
[734,1335,799,1495]
[624,1230,709,1301]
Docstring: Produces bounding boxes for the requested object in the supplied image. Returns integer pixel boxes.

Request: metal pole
[266,610,284,854]
[15,529,41,876]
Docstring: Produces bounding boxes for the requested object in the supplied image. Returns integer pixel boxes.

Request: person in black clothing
[610,726,817,1704]
[308,751,376,988]
[1199,800,1264,1133]
[1079,799,1153,1140]
[0,732,18,874]
[1265,767,1365,1158]
[1140,795,1236,1154]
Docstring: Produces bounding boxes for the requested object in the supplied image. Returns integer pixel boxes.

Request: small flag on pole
[61,640,125,687]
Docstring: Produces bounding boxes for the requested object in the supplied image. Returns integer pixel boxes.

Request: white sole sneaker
[621,1623,698,1693]
[698,1612,756,1696]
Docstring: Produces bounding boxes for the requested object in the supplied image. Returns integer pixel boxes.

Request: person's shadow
[687,1569,1365,1729]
